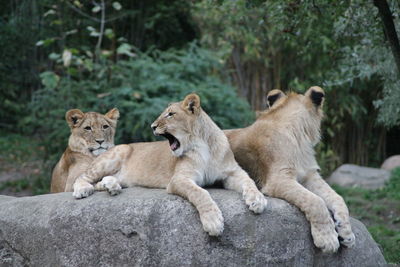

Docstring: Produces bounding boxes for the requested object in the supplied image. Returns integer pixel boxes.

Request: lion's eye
[103,125,109,129]
[84,126,92,131]
[167,112,175,117]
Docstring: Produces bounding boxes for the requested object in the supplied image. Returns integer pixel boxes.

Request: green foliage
[24,43,253,157]
[0,131,43,165]
[0,172,51,196]
[378,168,400,200]
[315,143,341,178]
[368,225,400,264]
[326,0,400,128]
[194,0,281,60]
[0,0,197,130]
[334,168,400,201]
[0,180,29,193]
[0,131,51,195]
[0,0,45,128]
[193,0,400,167]
[193,0,351,89]
[333,168,400,263]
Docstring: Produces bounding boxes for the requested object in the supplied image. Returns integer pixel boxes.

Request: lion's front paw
[95,176,122,196]
[199,207,224,236]
[339,232,355,248]
[336,223,355,248]
[333,217,356,248]
[73,181,94,199]
[311,221,340,253]
[243,188,267,214]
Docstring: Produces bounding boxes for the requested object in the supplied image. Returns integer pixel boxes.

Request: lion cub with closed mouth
[73,93,266,236]
[51,108,119,193]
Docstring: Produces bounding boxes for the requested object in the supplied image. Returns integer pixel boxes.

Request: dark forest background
[2,0,400,171]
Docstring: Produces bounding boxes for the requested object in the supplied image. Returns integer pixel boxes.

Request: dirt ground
[0,159,42,196]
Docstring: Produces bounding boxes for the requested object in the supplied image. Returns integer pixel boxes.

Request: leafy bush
[24,43,254,158]
[333,168,400,263]
[0,0,198,131]
[0,130,51,195]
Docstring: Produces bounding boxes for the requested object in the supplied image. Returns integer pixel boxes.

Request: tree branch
[373,0,400,75]
[96,0,106,52]
[65,1,100,23]
[105,13,130,23]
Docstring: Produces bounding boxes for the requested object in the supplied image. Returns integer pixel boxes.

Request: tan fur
[225,86,355,253]
[50,108,119,193]
[72,93,266,236]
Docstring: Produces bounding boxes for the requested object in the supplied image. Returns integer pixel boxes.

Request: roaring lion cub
[226,87,355,253]
[50,108,119,193]
[72,93,266,236]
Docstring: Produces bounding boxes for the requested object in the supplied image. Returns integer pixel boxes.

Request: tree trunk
[373,0,400,75]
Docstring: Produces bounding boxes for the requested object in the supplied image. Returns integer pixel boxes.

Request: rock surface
[381,155,400,171]
[327,164,391,190]
[0,188,386,267]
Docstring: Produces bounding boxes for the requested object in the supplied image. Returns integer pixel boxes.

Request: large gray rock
[327,164,391,190]
[381,155,400,171]
[0,188,385,267]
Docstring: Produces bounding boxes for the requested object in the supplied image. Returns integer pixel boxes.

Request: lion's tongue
[170,140,178,151]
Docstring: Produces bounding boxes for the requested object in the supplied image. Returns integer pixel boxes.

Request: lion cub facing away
[73,93,266,236]
[50,108,119,193]
[226,87,355,253]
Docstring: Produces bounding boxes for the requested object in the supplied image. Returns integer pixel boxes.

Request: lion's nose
[151,124,157,131]
[96,139,104,145]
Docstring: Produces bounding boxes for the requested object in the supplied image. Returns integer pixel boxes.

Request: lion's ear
[182,93,201,114]
[65,109,84,128]
[266,89,285,108]
[305,86,325,107]
[105,108,120,121]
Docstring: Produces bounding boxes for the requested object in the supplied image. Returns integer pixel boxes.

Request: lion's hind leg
[303,171,355,248]
[94,176,122,196]
[263,173,339,253]
[223,168,267,214]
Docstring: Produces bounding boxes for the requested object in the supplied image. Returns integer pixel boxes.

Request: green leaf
[92,5,101,13]
[73,1,82,8]
[117,43,135,57]
[42,38,55,46]
[65,29,78,36]
[39,71,60,89]
[105,28,114,39]
[112,2,122,10]
[48,53,60,60]
[90,31,100,37]
[51,19,62,26]
[86,26,96,32]
[43,10,56,17]
[83,59,93,71]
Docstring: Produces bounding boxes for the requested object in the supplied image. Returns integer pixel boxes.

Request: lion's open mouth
[161,133,180,151]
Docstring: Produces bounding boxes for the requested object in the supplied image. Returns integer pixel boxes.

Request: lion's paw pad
[200,209,224,236]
